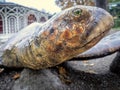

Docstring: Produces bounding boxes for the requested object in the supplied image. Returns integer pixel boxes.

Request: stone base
[110,51,120,74]
[12,69,66,90]
[12,53,120,90]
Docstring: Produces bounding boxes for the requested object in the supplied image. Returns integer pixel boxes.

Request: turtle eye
[73,9,82,16]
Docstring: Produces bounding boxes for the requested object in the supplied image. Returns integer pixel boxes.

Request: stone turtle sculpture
[0,5,114,70]
[72,31,120,60]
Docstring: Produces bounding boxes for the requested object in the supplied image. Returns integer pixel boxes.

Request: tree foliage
[55,0,95,10]
[109,0,120,3]
[55,0,110,10]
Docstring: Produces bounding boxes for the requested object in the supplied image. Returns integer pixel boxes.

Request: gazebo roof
[0,2,50,15]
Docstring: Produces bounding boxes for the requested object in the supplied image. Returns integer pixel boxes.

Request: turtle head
[42,5,114,62]
[50,5,114,53]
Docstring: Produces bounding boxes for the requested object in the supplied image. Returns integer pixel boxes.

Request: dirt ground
[0,29,120,90]
[0,69,22,90]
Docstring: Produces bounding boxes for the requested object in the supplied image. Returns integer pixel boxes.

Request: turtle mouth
[80,28,110,50]
[77,13,112,50]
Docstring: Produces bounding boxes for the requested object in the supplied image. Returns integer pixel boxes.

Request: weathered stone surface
[66,53,117,74]
[12,52,120,90]
[12,69,66,90]
[110,51,120,74]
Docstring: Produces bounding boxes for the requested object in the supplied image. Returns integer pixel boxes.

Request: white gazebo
[0,0,51,42]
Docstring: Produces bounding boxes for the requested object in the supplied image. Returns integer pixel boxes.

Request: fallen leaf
[58,67,67,76]
[13,73,20,80]
[0,68,4,73]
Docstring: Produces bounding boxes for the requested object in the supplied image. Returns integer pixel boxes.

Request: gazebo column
[16,17,19,32]
[4,16,8,34]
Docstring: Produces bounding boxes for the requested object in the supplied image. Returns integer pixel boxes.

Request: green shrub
[113,19,120,28]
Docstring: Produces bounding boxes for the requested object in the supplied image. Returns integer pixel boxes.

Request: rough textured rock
[12,69,66,90]
[12,52,120,90]
[110,51,120,74]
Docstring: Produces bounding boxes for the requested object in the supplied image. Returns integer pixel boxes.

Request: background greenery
[109,0,120,28]
[109,0,120,3]
[55,0,120,28]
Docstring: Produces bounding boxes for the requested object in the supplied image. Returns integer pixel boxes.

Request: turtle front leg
[110,51,120,74]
